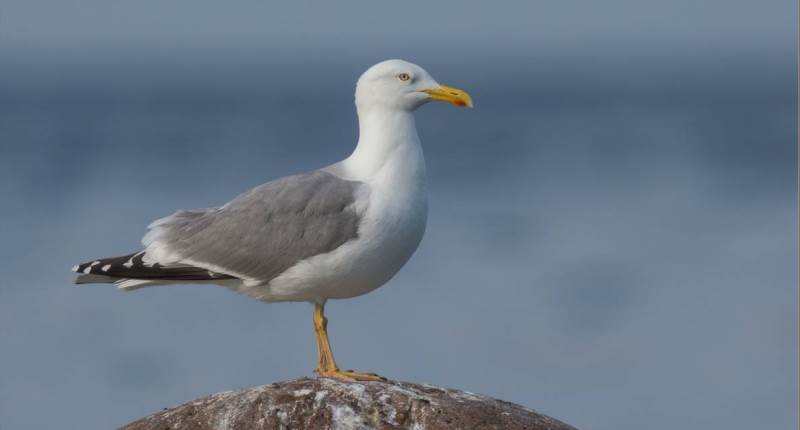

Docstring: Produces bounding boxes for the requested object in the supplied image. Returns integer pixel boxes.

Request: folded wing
[74,171,367,287]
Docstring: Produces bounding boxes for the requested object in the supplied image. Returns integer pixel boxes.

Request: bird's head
[355,59,473,112]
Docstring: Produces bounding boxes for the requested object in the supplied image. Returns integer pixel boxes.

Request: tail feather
[72,251,235,288]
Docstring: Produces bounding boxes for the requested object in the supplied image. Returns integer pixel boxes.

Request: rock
[121,377,577,430]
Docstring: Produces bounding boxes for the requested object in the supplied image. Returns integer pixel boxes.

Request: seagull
[72,59,473,381]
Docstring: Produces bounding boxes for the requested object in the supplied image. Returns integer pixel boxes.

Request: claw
[317,369,385,382]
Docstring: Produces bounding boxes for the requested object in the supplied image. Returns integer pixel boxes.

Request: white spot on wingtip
[71,265,79,272]
[102,264,111,272]
[123,260,134,268]
[90,261,100,266]
[82,266,92,274]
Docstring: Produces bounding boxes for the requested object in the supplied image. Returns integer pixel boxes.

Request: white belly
[247,141,428,303]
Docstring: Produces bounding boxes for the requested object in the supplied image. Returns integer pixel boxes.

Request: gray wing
[142,170,366,283]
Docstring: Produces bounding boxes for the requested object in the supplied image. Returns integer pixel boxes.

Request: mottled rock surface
[121,377,576,430]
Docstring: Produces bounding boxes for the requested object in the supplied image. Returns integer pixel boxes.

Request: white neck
[342,106,422,180]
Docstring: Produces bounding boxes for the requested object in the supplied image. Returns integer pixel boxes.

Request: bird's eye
[398,73,411,82]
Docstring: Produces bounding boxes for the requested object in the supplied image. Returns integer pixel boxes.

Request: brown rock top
[121,377,577,430]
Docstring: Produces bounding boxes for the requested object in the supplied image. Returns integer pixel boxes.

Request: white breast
[257,134,428,303]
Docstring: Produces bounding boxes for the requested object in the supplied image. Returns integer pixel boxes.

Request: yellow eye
[398,73,411,82]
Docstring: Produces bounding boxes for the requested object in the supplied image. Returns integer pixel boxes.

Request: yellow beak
[423,85,474,108]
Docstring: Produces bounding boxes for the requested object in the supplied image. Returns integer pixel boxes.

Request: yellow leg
[313,302,385,381]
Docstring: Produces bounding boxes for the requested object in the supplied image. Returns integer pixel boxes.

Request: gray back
[148,171,365,282]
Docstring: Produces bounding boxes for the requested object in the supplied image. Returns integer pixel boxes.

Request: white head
[355,59,473,113]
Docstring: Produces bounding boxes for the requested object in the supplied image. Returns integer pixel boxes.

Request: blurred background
[0,1,796,429]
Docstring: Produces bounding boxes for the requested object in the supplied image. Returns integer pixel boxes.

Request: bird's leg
[312,302,385,382]
[313,302,337,373]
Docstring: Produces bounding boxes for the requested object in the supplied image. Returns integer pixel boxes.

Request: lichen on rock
[121,377,576,430]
